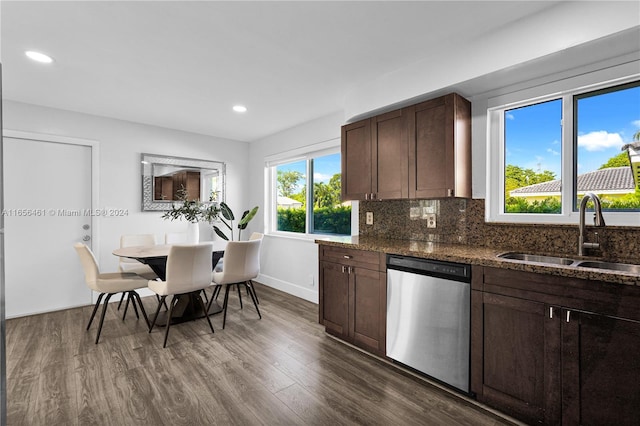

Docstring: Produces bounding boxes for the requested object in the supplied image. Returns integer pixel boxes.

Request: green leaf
[220,202,234,221]
[213,226,229,241]
[238,206,259,229]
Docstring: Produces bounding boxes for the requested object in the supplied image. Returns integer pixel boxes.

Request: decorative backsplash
[359,198,640,263]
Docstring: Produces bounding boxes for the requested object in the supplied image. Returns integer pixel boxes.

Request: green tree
[599,152,630,169]
[505,165,556,197]
[277,170,303,198]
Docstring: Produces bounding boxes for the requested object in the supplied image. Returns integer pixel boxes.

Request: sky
[505,83,640,180]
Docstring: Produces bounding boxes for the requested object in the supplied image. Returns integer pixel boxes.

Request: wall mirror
[141,153,226,211]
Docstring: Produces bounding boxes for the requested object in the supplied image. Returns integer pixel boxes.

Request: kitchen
[2,1,640,425]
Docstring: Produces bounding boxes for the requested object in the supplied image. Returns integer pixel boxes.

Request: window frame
[486,62,640,226]
[265,139,354,238]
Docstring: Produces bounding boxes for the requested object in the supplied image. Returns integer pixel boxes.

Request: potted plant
[213,202,259,241]
[162,187,220,243]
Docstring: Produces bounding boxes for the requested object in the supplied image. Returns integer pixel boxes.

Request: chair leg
[197,290,215,334]
[87,293,105,330]
[156,294,169,311]
[149,295,166,333]
[131,293,140,319]
[117,292,126,310]
[122,292,131,320]
[130,291,150,328]
[236,283,243,309]
[222,285,231,329]
[245,282,262,319]
[163,295,179,348]
[206,285,221,312]
[95,293,115,344]
[248,280,260,304]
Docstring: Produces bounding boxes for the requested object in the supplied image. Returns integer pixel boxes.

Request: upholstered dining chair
[119,234,158,279]
[118,234,159,311]
[148,243,215,348]
[210,232,263,302]
[74,243,150,344]
[209,238,262,329]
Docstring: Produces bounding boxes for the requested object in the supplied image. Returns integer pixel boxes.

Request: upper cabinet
[341,93,471,201]
[406,93,471,199]
[342,109,408,200]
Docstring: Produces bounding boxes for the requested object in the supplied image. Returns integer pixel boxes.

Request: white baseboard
[257,273,318,304]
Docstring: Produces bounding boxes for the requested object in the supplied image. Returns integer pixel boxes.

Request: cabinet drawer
[320,245,382,270]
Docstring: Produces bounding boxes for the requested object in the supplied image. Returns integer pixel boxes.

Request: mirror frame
[141,153,226,211]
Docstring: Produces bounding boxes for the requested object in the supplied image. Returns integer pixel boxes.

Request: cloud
[632,119,640,128]
[506,112,515,120]
[577,131,623,151]
[313,172,332,182]
[547,148,560,156]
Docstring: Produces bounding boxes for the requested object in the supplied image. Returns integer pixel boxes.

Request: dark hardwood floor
[6,283,517,425]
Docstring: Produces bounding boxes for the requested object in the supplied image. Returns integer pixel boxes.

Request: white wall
[247,112,344,303]
[3,100,250,274]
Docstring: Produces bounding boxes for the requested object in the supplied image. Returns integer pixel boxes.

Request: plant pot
[187,222,199,244]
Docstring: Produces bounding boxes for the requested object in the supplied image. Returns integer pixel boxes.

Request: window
[487,64,640,226]
[268,148,351,236]
[575,82,640,211]
[504,99,563,214]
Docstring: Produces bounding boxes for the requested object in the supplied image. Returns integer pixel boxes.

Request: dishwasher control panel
[387,255,471,282]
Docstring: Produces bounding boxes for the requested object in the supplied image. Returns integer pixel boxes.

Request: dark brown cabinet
[561,309,640,426]
[472,290,561,424]
[341,93,470,201]
[472,266,640,425]
[341,109,408,201]
[406,93,471,198]
[319,245,386,356]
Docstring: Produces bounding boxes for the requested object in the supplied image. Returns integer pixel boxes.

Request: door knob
[83,235,91,242]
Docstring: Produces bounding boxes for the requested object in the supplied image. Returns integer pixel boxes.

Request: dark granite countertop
[315,235,640,287]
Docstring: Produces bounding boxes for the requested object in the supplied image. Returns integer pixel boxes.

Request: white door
[3,137,93,317]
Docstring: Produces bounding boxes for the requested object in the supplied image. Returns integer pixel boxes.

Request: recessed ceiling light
[233,105,247,113]
[25,50,54,64]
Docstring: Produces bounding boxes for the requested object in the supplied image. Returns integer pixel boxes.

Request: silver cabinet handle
[343,255,352,259]
[566,310,571,323]
[550,307,554,319]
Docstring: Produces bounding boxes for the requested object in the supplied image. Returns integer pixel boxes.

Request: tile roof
[510,167,635,195]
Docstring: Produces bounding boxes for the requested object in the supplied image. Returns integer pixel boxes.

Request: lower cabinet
[472,266,640,425]
[473,291,560,424]
[319,245,386,356]
[561,309,640,425]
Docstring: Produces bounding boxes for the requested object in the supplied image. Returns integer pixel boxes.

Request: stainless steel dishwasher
[386,254,471,393]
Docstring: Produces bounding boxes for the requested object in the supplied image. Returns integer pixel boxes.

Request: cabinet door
[371,110,408,200]
[562,310,640,426]
[350,267,386,355]
[341,119,372,200]
[477,293,561,425]
[407,93,471,198]
[319,261,350,340]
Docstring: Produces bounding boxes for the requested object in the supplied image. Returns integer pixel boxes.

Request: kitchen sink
[575,260,640,274]
[497,252,576,266]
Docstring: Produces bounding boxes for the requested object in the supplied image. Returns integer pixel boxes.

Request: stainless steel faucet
[578,192,606,256]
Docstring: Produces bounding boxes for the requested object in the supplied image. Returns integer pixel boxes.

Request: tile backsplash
[359,198,640,263]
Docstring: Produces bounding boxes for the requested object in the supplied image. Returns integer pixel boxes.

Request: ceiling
[0,1,626,142]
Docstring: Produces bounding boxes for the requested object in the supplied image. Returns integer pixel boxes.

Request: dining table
[112,240,227,326]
